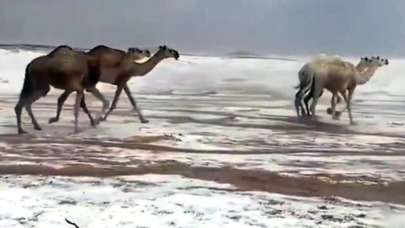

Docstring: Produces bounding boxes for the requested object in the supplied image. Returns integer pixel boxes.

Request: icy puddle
[0,175,404,228]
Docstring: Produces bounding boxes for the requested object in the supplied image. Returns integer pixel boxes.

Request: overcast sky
[1,0,404,56]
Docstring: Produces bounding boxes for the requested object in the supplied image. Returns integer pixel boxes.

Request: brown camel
[15,45,96,134]
[48,45,151,124]
[51,45,179,124]
[86,45,151,115]
[100,45,179,122]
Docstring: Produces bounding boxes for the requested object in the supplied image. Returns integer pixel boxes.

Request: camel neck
[355,62,368,74]
[356,65,379,85]
[133,51,165,76]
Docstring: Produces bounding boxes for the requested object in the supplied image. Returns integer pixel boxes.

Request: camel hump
[310,54,354,70]
[89,45,110,52]
[88,45,125,55]
[88,45,126,61]
[48,45,74,57]
[312,54,343,63]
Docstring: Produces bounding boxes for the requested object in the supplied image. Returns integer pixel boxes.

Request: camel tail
[19,64,34,98]
[296,70,312,91]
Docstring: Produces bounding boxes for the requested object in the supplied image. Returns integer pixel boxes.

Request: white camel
[295,56,389,124]
[295,55,366,116]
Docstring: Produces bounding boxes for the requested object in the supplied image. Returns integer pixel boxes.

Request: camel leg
[309,79,322,117]
[80,95,97,127]
[25,103,41,131]
[295,85,312,117]
[310,96,319,117]
[73,91,84,133]
[334,90,350,118]
[304,92,312,116]
[338,91,353,124]
[100,85,124,121]
[303,78,315,116]
[23,91,45,131]
[124,85,149,123]
[307,89,324,116]
[15,98,28,134]
[49,90,72,124]
[336,94,342,104]
[296,89,310,117]
[15,84,49,134]
[347,88,355,125]
[87,87,110,113]
[330,93,338,120]
[294,89,304,117]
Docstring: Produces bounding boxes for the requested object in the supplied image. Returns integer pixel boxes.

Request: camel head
[356,56,388,73]
[128,47,151,61]
[361,56,389,67]
[158,45,180,60]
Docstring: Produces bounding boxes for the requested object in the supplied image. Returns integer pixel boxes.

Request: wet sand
[1,162,405,205]
[1,93,405,203]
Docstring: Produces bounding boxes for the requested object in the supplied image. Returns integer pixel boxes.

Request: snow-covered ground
[1,175,404,228]
[1,47,405,227]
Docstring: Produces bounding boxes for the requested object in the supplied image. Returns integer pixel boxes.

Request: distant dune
[0,43,86,53]
[0,43,300,61]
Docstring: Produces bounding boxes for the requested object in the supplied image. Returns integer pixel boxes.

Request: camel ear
[128,47,140,53]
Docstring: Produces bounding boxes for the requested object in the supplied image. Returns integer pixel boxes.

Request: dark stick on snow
[65,218,79,228]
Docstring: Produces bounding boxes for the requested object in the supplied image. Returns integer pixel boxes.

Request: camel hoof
[333,111,342,120]
[96,117,106,123]
[91,119,101,127]
[326,108,333,115]
[141,119,150,124]
[34,126,42,131]
[49,117,58,124]
[18,129,28,135]
[103,104,110,111]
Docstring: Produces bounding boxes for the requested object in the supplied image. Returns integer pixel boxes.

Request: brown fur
[15,45,96,134]
[49,45,151,124]
[50,45,179,124]
[98,45,179,122]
